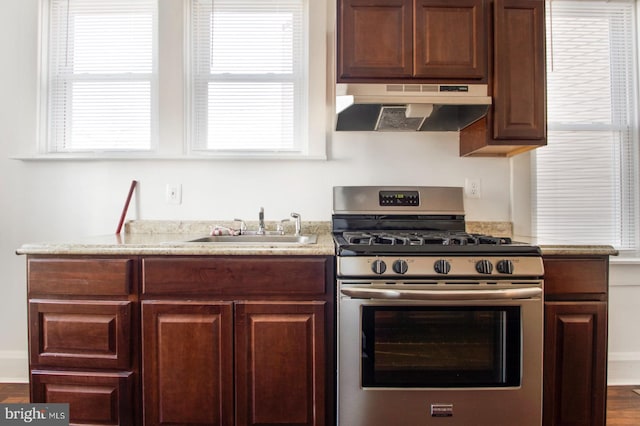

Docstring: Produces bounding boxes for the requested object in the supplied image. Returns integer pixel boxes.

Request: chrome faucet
[291,212,301,236]
[233,218,247,235]
[257,207,265,235]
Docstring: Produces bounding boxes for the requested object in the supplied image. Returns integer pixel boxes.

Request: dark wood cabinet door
[544,302,608,426]
[142,301,234,426]
[493,0,546,140]
[235,302,326,426]
[29,300,132,370]
[414,0,486,79]
[338,0,413,79]
[31,370,134,426]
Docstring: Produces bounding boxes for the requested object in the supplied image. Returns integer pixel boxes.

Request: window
[38,0,326,159]
[533,0,639,249]
[43,0,157,152]
[189,0,311,155]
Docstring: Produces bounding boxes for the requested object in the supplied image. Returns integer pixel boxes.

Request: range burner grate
[342,231,512,246]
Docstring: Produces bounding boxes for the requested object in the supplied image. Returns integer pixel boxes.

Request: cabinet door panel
[414,0,486,79]
[31,370,134,426]
[493,0,545,139]
[235,302,326,426]
[544,302,607,426]
[338,0,413,79]
[29,300,132,369]
[142,301,233,426]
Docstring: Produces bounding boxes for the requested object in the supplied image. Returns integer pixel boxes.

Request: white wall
[608,261,640,385]
[0,0,512,381]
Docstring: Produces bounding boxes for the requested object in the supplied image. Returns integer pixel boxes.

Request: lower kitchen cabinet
[542,255,609,426]
[26,254,335,426]
[142,300,326,426]
[141,256,334,426]
[26,256,139,426]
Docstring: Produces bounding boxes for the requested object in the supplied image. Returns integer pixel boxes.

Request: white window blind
[46,0,157,152]
[534,0,638,249]
[190,0,307,153]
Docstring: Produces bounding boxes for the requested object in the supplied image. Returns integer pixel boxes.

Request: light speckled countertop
[15,220,618,257]
[515,237,618,256]
[16,220,336,256]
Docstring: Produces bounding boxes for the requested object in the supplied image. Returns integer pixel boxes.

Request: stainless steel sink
[185,234,318,244]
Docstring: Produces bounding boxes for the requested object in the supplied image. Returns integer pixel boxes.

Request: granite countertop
[16,220,336,256]
[512,235,618,257]
[465,222,618,256]
[16,220,618,257]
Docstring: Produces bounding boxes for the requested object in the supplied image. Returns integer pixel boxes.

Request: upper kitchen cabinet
[460,0,546,156]
[337,0,487,81]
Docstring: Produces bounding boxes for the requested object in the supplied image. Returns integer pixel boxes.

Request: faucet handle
[290,212,301,236]
[277,218,290,235]
[257,207,266,234]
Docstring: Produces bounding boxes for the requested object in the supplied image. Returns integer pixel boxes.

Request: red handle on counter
[116,180,137,234]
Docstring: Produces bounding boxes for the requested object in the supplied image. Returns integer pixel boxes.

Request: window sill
[10,153,328,161]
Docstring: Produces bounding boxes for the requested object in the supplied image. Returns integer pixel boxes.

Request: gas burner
[341,231,512,247]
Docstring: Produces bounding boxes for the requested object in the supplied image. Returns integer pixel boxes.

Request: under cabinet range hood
[335,83,491,132]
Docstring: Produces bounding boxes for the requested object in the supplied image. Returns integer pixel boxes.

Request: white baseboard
[0,350,28,383]
[608,352,640,386]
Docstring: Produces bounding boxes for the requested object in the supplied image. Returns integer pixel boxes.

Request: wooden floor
[1,383,639,424]
[606,386,640,425]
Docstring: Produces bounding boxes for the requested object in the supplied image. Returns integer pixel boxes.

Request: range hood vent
[336,83,491,132]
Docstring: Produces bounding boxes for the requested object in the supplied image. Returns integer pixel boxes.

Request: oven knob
[371,259,387,274]
[434,259,451,274]
[392,259,409,274]
[496,259,515,274]
[475,259,494,274]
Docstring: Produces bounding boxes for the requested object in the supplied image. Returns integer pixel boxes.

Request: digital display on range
[379,191,420,206]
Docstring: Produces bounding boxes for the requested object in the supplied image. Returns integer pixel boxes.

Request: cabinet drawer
[543,256,609,298]
[29,300,133,369]
[31,370,134,426]
[28,258,135,296]
[142,256,329,298]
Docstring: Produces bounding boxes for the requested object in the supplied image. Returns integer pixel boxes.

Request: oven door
[338,282,543,426]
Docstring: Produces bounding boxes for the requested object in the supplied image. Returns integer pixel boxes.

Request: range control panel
[379,190,419,206]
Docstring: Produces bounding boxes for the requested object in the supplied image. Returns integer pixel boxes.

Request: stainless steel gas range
[333,186,544,426]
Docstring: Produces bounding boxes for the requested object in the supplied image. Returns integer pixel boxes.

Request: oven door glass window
[361,306,521,388]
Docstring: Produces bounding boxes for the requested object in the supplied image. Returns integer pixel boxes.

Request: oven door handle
[340,287,542,301]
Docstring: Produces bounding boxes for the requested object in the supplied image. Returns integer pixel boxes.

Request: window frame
[38,0,160,155]
[532,0,640,251]
[188,0,307,155]
[185,0,326,159]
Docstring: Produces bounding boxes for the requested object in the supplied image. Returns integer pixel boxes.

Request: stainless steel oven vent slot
[445,281,480,285]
